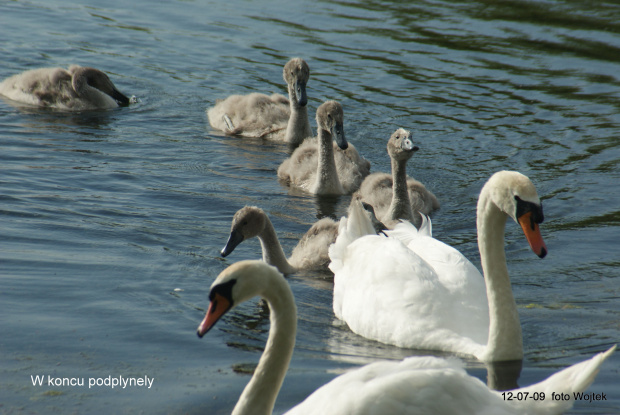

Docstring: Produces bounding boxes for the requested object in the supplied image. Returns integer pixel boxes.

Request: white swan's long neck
[477,194,523,361]
[313,128,343,195]
[258,217,297,275]
[386,156,413,223]
[285,88,312,148]
[233,274,297,415]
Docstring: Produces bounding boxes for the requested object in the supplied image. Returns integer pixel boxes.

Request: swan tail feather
[506,345,615,414]
[384,213,433,245]
[328,200,375,274]
[421,213,432,236]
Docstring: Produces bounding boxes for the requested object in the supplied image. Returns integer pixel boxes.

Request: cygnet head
[70,66,130,106]
[283,58,309,107]
[316,100,347,150]
[221,206,267,257]
[387,128,419,162]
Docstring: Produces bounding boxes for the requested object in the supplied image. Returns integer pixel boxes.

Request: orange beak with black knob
[197,292,232,338]
[517,211,547,258]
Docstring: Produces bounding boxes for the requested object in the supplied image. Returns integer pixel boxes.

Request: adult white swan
[206,58,313,148]
[0,65,130,110]
[330,171,548,362]
[197,260,615,415]
[277,100,370,195]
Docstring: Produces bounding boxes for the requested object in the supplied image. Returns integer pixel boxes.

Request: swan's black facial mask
[515,196,544,229]
[209,279,236,308]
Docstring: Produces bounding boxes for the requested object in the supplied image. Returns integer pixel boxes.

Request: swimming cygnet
[207,58,312,148]
[354,128,439,228]
[277,100,370,195]
[0,65,130,110]
[221,206,338,275]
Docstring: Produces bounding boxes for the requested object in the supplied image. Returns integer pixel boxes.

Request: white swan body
[290,346,616,415]
[0,65,130,110]
[220,206,338,275]
[277,100,370,195]
[207,58,312,148]
[354,128,439,228]
[330,171,548,362]
[197,260,615,415]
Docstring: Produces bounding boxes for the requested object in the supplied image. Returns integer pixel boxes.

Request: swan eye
[242,220,248,226]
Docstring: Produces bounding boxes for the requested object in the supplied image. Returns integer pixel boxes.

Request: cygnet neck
[386,156,413,223]
[258,215,297,275]
[285,85,311,148]
[313,127,343,195]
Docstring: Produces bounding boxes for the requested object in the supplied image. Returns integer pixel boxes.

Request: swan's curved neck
[233,273,297,415]
[477,194,523,361]
[258,217,297,275]
[313,128,343,195]
[71,70,89,96]
[387,157,413,223]
[285,86,311,148]
[71,71,115,107]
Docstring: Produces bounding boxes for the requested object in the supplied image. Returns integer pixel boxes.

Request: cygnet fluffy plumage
[277,100,370,195]
[207,58,313,148]
[354,128,438,227]
[0,65,130,110]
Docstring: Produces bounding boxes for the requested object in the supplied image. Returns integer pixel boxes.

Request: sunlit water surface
[1,0,619,414]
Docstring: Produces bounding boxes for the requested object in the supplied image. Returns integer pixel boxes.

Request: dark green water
[1,0,618,413]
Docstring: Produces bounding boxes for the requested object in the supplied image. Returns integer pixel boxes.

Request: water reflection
[485,359,523,391]
[3,0,620,412]
[324,316,523,391]
[2,97,125,133]
[313,194,342,221]
[220,300,271,353]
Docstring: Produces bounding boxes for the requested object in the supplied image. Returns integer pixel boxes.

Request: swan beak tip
[197,293,232,339]
[197,317,210,338]
[112,89,130,106]
[518,212,547,259]
[221,230,243,258]
[196,316,212,338]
